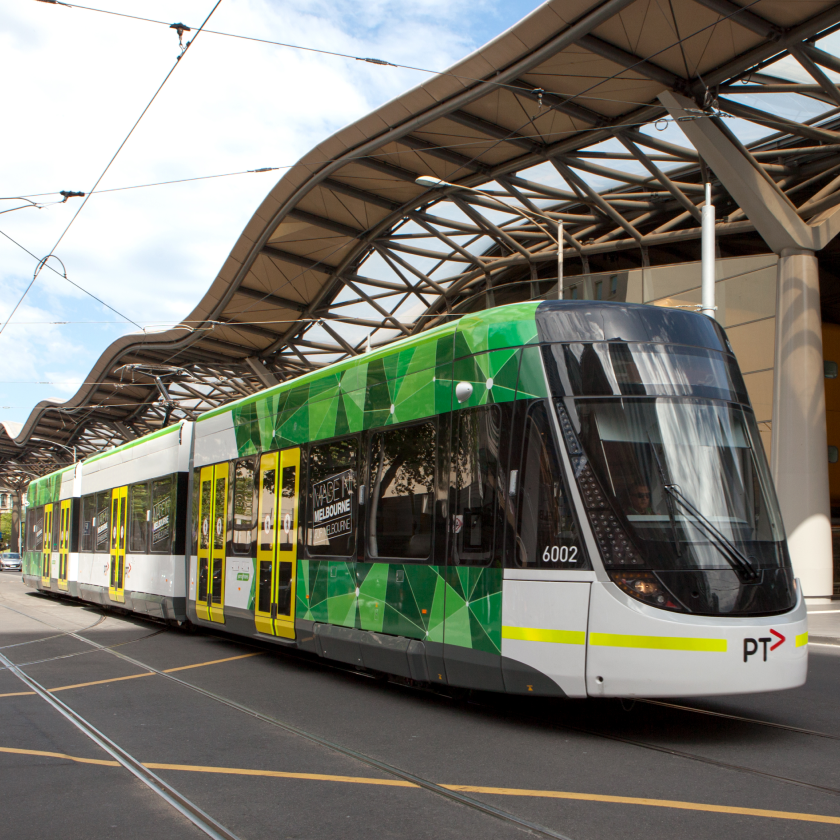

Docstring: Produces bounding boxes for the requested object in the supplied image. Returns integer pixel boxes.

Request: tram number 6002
[542,545,578,563]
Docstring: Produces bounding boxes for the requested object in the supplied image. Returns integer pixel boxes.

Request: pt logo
[744,629,786,662]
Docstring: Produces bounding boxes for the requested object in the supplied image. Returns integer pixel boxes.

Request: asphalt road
[1,571,839,840]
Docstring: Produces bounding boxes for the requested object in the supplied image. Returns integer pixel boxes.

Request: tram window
[306,437,358,558]
[29,507,44,551]
[368,421,436,561]
[232,458,256,554]
[52,506,61,550]
[191,467,200,555]
[279,465,296,552]
[94,492,110,552]
[512,402,586,569]
[151,476,174,554]
[199,477,212,551]
[260,464,277,552]
[80,494,96,552]
[128,482,150,553]
[453,407,503,566]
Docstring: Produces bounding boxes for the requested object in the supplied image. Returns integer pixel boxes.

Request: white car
[0,553,22,571]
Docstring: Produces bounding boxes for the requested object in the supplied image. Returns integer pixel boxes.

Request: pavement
[2,571,840,840]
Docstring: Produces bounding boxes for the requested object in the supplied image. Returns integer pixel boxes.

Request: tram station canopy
[5,0,840,487]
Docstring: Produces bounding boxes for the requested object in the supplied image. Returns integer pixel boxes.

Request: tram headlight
[611,571,683,611]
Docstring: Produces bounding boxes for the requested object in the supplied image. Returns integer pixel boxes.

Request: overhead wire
[0,0,227,340]
[0,228,142,328]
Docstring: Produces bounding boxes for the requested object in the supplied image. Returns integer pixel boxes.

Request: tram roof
[5,0,840,488]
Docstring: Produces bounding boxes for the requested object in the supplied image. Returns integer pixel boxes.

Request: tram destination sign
[311,469,354,542]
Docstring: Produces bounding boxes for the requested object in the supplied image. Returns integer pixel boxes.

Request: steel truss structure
[5,0,840,489]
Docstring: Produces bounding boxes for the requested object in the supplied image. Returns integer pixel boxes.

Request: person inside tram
[627,482,655,516]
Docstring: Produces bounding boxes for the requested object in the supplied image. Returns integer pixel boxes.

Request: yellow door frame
[255,448,300,638]
[58,499,71,591]
[197,464,228,624]
[109,486,127,603]
[41,504,53,588]
[274,448,300,639]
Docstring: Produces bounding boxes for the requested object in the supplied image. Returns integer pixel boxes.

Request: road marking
[163,653,262,673]
[589,633,727,652]
[3,746,840,826]
[0,746,119,767]
[0,652,262,698]
[502,626,585,645]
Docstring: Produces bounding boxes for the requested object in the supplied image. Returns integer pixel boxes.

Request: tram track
[0,646,243,840]
[5,597,840,833]
[0,602,576,840]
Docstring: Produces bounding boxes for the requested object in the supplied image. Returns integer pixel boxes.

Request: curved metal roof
[5,0,840,486]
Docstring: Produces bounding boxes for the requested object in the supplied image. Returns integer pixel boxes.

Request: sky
[0,0,546,427]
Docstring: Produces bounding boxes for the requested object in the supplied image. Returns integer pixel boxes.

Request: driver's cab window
[511,402,588,569]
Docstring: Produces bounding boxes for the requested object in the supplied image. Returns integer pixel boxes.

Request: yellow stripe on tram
[796,632,809,647]
[501,626,585,645]
[589,633,727,652]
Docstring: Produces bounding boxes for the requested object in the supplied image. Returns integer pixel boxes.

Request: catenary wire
[0,228,142,328]
[0,0,227,340]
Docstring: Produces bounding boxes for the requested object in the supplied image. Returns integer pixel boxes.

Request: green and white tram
[21,301,808,697]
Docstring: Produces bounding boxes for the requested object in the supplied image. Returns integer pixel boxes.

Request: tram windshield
[574,398,787,571]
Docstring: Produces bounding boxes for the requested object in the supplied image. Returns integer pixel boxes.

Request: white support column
[771,249,833,597]
[557,220,564,299]
[701,183,716,318]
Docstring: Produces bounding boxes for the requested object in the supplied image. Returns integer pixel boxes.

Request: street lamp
[415,175,565,299]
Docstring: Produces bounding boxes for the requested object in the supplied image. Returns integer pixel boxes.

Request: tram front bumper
[586,580,808,698]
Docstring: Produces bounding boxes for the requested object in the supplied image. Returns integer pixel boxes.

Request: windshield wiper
[663,484,758,581]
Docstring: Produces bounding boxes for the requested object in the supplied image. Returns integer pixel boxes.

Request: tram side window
[94,491,110,553]
[453,407,504,567]
[368,421,436,561]
[306,437,358,558]
[80,494,96,552]
[28,507,44,551]
[151,476,175,554]
[129,482,150,553]
[512,402,588,569]
[191,467,200,555]
[232,458,256,554]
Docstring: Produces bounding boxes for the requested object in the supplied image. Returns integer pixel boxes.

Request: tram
[20,301,808,697]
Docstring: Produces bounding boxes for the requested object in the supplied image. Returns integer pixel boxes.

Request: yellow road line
[589,633,727,652]
[502,626,585,645]
[0,746,118,767]
[3,746,839,826]
[143,762,414,787]
[49,672,156,692]
[0,652,262,698]
[163,652,262,673]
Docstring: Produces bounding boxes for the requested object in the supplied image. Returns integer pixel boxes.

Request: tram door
[57,499,71,591]
[41,503,53,587]
[255,448,300,638]
[197,464,228,624]
[109,486,127,603]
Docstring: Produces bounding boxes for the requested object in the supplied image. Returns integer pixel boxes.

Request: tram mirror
[455,382,473,403]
